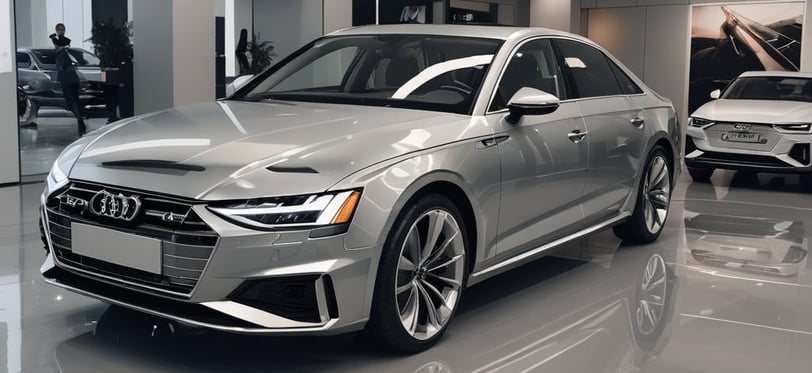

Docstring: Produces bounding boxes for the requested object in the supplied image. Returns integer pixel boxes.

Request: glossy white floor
[1,171,811,373]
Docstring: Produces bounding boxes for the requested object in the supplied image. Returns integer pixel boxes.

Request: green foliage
[248,33,276,74]
[87,18,133,68]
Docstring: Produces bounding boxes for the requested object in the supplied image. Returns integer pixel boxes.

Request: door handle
[631,117,645,128]
[567,129,588,144]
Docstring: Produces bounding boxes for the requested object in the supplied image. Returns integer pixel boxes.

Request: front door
[486,38,587,256]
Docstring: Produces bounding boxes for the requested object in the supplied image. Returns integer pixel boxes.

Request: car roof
[328,24,576,41]
[739,70,812,79]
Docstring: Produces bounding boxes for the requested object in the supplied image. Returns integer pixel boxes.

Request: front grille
[45,181,218,297]
[696,151,791,168]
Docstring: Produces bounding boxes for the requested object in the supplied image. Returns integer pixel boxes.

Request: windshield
[722,76,812,102]
[32,48,100,67]
[232,35,503,114]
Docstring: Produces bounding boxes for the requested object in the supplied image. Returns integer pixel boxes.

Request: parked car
[39,25,680,352]
[686,71,812,187]
[16,47,105,125]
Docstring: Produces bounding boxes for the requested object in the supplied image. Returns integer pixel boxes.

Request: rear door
[554,39,646,226]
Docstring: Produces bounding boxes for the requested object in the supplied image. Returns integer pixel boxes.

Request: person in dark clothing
[49,23,71,47]
[52,25,86,136]
[236,29,250,75]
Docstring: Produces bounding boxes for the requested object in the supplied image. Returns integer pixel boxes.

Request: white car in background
[685,71,812,187]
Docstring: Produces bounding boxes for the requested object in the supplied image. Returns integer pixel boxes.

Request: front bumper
[685,127,811,173]
[40,183,378,335]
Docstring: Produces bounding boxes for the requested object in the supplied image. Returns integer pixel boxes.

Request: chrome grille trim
[44,181,219,298]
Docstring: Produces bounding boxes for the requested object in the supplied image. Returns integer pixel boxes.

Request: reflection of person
[52,26,86,136]
[49,23,71,47]
[236,29,250,75]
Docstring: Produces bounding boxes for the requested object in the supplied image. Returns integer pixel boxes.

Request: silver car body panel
[41,25,679,335]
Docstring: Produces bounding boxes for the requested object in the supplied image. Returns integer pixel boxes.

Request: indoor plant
[247,33,276,74]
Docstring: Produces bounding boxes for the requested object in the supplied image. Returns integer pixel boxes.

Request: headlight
[208,189,362,231]
[688,117,714,128]
[773,123,811,132]
[46,141,86,191]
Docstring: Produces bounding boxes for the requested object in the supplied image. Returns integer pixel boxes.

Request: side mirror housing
[709,89,721,99]
[507,87,560,123]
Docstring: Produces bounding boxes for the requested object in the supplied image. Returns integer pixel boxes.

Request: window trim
[484,36,647,116]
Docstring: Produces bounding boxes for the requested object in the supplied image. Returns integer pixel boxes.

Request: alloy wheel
[636,254,667,335]
[395,209,465,340]
[642,155,671,234]
[19,95,33,125]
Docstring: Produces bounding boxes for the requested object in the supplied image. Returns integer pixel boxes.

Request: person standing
[236,29,250,75]
[51,24,86,136]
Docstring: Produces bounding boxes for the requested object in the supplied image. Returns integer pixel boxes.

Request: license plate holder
[71,223,162,274]
[722,132,765,144]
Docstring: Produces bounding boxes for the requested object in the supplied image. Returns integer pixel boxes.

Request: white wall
[530,0,580,32]
[324,0,353,34]
[173,0,216,107]
[0,0,20,184]
[252,0,323,61]
[15,0,93,50]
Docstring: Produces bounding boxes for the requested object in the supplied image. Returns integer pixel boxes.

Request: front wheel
[614,147,673,244]
[367,194,468,353]
[18,91,37,127]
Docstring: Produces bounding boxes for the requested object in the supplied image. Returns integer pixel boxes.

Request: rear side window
[608,59,643,94]
[555,39,623,98]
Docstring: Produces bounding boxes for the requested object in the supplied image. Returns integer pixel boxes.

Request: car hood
[692,99,812,123]
[69,100,472,200]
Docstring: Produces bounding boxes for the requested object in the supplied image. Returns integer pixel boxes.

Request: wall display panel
[689,2,804,113]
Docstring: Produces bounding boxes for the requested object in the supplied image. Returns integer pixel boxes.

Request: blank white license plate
[71,223,162,274]
[722,132,763,143]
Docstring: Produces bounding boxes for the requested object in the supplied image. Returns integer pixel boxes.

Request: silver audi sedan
[686,71,812,186]
[40,25,680,352]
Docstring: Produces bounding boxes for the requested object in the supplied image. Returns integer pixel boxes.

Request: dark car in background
[16,47,105,126]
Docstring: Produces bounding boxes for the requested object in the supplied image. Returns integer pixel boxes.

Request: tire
[687,166,713,182]
[367,194,469,353]
[614,147,673,244]
[18,92,38,127]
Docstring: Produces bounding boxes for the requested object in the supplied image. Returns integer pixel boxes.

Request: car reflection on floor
[46,240,678,373]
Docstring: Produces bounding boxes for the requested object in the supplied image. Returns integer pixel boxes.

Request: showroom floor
[18,110,107,176]
[1,171,811,372]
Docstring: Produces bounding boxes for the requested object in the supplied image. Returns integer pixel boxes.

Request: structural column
[132,0,216,114]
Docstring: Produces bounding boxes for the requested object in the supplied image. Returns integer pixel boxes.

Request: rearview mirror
[507,87,560,123]
[709,89,721,99]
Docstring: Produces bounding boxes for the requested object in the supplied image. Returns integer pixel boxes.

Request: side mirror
[227,74,254,96]
[709,89,721,99]
[507,87,560,123]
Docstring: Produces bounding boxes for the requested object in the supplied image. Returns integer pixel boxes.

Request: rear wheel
[367,194,468,353]
[687,167,713,182]
[614,147,672,244]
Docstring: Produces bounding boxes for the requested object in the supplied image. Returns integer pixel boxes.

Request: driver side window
[490,39,567,112]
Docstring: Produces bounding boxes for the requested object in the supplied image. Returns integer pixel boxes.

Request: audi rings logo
[90,190,142,221]
[734,123,751,131]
